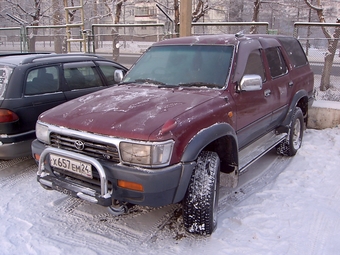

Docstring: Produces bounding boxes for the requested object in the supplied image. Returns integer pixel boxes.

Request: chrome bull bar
[37,147,110,201]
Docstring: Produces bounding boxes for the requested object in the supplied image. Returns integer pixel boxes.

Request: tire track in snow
[0,150,295,254]
[0,157,37,188]
[42,194,185,254]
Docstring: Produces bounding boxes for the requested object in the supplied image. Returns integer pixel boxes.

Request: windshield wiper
[118,79,166,86]
[178,82,219,88]
[118,81,136,85]
[134,78,166,85]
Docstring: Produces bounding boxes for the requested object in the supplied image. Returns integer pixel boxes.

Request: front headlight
[120,140,174,167]
[36,122,50,144]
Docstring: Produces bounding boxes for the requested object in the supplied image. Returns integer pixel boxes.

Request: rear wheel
[182,151,220,235]
[277,107,304,156]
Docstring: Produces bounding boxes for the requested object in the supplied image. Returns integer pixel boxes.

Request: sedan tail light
[0,109,19,123]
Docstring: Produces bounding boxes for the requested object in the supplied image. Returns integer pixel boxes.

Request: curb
[307,100,340,129]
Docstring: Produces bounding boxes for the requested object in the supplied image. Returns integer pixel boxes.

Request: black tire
[277,107,304,156]
[182,151,220,235]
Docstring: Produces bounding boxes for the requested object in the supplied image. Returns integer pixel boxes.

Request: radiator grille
[50,133,120,163]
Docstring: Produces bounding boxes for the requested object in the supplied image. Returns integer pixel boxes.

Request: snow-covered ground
[0,127,340,255]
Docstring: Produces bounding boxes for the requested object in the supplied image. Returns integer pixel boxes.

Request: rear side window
[278,37,308,68]
[97,61,125,85]
[25,66,60,95]
[64,62,104,90]
[0,66,13,99]
[265,47,288,78]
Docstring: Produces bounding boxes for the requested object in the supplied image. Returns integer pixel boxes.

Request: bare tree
[53,0,65,53]
[4,0,52,52]
[174,0,180,36]
[102,0,125,60]
[192,0,209,22]
[304,0,340,91]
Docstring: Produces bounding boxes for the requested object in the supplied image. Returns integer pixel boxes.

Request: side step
[238,131,287,174]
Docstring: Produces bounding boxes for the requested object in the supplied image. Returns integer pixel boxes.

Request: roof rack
[0,52,50,58]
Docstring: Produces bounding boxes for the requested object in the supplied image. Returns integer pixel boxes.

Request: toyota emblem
[74,140,85,151]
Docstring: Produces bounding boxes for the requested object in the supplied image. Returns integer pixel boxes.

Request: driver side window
[244,50,266,82]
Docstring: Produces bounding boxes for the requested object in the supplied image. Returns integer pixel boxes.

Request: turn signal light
[117,180,144,192]
[0,109,19,123]
[33,153,41,161]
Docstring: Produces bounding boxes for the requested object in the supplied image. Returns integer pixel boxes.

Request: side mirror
[238,74,262,92]
[114,69,124,83]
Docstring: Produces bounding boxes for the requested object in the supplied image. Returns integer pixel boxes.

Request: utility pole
[179,0,192,37]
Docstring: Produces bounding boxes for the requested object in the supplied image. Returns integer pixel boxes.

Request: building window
[135,7,155,17]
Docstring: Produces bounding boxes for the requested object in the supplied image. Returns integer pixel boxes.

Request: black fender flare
[277,90,308,133]
[181,122,238,163]
[173,123,238,202]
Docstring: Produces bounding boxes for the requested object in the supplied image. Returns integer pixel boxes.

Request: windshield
[0,66,13,99]
[123,45,233,88]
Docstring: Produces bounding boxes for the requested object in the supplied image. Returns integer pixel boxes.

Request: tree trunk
[320,32,340,90]
[28,25,37,52]
[93,0,99,50]
[250,0,260,34]
[174,0,180,37]
[112,1,125,61]
[53,0,64,53]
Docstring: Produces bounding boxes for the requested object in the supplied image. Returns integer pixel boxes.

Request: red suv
[32,34,314,235]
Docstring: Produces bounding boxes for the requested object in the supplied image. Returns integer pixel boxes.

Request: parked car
[0,53,127,159]
[32,33,314,235]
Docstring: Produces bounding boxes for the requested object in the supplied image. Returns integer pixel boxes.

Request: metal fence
[0,22,339,101]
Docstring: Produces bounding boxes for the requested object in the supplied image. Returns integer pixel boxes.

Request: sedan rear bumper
[0,134,34,159]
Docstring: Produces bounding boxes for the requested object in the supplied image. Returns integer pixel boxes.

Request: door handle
[264,89,271,97]
[288,81,294,87]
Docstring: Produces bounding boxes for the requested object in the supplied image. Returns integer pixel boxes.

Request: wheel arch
[278,90,309,133]
[181,123,239,175]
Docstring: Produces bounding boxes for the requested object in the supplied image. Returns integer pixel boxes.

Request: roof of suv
[0,53,108,66]
[153,33,292,47]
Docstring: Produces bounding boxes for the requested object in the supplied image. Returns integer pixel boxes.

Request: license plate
[50,154,93,178]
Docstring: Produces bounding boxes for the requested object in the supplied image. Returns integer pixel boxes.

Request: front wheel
[277,107,304,156]
[182,151,220,235]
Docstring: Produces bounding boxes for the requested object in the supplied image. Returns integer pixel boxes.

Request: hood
[39,85,222,140]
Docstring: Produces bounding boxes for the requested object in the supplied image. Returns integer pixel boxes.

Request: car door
[62,61,107,101]
[233,48,276,149]
[263,46,290,129]
[19,65,66,133]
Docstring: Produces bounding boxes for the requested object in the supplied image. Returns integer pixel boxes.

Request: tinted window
[64,64,103,90]
[265,47,288,78]
[97,61,124,85]
[123,45,233,87]
[278,37,308,68]
[25,66,59,95]
[244,50,266,81]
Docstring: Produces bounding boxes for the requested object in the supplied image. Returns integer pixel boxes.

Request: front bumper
[33,140,195,207]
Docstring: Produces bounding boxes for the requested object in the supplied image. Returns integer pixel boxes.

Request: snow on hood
[39,85,221,140]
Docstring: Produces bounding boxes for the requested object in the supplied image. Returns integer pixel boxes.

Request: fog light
[117,180,143,192]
